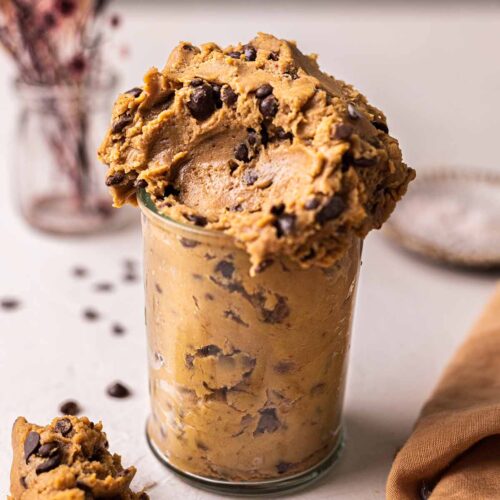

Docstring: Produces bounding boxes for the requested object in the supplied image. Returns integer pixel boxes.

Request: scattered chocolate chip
[332,123,354,140]
[275,127,293,141]
[105,171,125,186]
[38,442,59,458]
[372,121,389,133]
[135,179,147,189]
[244,45,257,61]
[197,345,221,357]
[255,259,274,273]
[304,197,320,210]
[221,85,237,106]
[36,453,61,475]
[187,84,216,121]
[347,102,361,120]
[184,213,208,227]
[107,381,131,399]
[243,170,258,185]
[180,237,200,248]
[112,112,133,134]
[1,297,20,311]
[24,432,40,463]
[234,143,249,162]
[123,272,138,283]
[227,51,241,59]
[276,461,293,474]
[72,266,87,278]
[59,400,81,416]
[125,87,142,97]
[55,418,72,436]
[316,196,345,224]
[190,78,204,87]
[215,260,235,279]
[353,156,377,167]
[268,51,279,61]
[255,408,280,435]
[259,94,278,117]
[94,282,114,293]
[82,308,99,321]
[255,84,273,99]
[274,213,296,237]
[270,203,285,216]
[112,323,126,335]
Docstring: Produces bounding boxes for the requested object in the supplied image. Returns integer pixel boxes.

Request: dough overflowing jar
[140,191,361,495]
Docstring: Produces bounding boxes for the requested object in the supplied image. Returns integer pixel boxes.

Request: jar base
[146,420,344,496]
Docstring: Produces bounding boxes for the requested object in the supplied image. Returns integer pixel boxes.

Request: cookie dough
[10,416,146,499]
[99,33,414,273]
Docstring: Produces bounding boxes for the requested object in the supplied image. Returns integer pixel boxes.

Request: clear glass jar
[13,75,131,235]
[140,191,361,495]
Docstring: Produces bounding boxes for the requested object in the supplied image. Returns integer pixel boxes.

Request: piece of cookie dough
[10,416,146,499]
[99,32,415,273]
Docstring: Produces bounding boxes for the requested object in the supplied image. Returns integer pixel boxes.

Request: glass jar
[140,191,361,495]
[13,75,131,235]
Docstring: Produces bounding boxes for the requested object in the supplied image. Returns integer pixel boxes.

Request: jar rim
[137,189,233,241]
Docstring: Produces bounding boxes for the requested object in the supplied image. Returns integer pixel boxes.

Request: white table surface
[1,2,499,498]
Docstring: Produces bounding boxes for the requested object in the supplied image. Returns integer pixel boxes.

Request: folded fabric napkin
[387,284,500,500]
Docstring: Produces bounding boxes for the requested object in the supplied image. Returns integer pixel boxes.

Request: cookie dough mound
[10,416,146,499]
[99,33,415,272]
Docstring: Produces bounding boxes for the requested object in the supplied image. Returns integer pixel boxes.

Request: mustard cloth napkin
[387,284,500,500]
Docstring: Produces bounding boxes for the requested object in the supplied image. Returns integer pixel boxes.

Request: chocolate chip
[275,127,293,141]
[164,184,180,198]
[304,197,320,210]
[243,170,258,186]
[274,213,296,238]
[106,381,131,398]
[268,51,279,61]
[276,461,293,474]
[284,66,299,79]
[234,143,249,162]
[180,237,200,248]
[1,297,20,311]
[105,171,125,186]
[197,345,221,357]
[247,128,258,145]
[112,323,126,335]
[123,272,138,283]
[59,400,81,416]
[125,87,142,97]
[190,78,204,87]
[184,213,208,227]
[274,360,295,374]
[112,112,133,134]
[38,442,59,458]
[36,453,61,474]
[187,84,216,121]
[155,283,163,294]
[211,84,222,108]
[316,196,345,224]
[135,179,147,189]
[24,432,40,463]
[244,45,257,61]
[72,266,87,278]
[332,123,354,140]
[259,94,278,117]
[255,408,280,435]
[227,51,241,59]
[270,203,285,216]
[353,156,377,167]
[94,282,114,292]
[420,481,433,500]
[221,85,237,106]
[372,121,389,133]
[255,84,273,99]
[82,308,99,321]
[347,102,361,120]
[20,476,27,489]
[215,260,235,279]
[55,418,72,436]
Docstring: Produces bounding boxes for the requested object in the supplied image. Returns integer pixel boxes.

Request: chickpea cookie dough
[10,416,146,499]
[99,32,415,273]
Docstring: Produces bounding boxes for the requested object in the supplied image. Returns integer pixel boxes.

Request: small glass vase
[13,74,130,235]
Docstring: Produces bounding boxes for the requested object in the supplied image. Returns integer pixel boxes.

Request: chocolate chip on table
[184,213,208,227]
[372,120,389,133]
[125,87,142,97]
[187,84,216,121]
[215,260,235,279]
[244,44,257,61]
[94,282,114,293]
[112,111,133,134]
[82,308,100,321]
[243,170,258,186]
[332,123,354,140]
[259,94,279,117]
[111,323,126,335]
[254,408,280,435]
[1,297,20,311]
[105,171,125,186]
[234,143,249,162]
[59,400,81,416]
[316,196,346,224]
[55,418,73,436]
[227,51,241,59]
[24,431,40,463]
[304,197,320,210]
[255,84,273,99]
[38,442,59,458]
[36,453,61,475]
[123,272,138,283]
[274,213,296,238]
[107,381,131,399]
[347,102,362,120]
[220,85,237,106]
[72,266,88,278]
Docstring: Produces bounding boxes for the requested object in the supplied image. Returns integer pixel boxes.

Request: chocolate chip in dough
[1,297,20,311]
[275,127,293,141]
[304,197,320,210]
[107,381,131,399]
[276,461,293,474]
[227,51,241,59]
[274,213,296,238]
[220,85,237,106]
[215,260,235,279]
[55,418,72,436]
[268,51,279,61]
[190,78,204,87]
[255,84,273,99]
[135,179,147,189]
[255,408,280,435]
[184,213,208,227]
[38,442,59,458]
[353,156,377,167]
[347,102,361,120]
[372,120,389,133]
[259,94,279,117]
[187,84,216,121]
[105,171,125,186]
[59,400,81,416]
[234,143,249,162]
[197,344,221,357]
[112,112,133,134]
[24,432,40,463]
[125,87,142,97]
[316,196,345,224]
[243,170,258,186]
[332,123,354,140]
[36,453,61,474]
[244,45,257,61]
